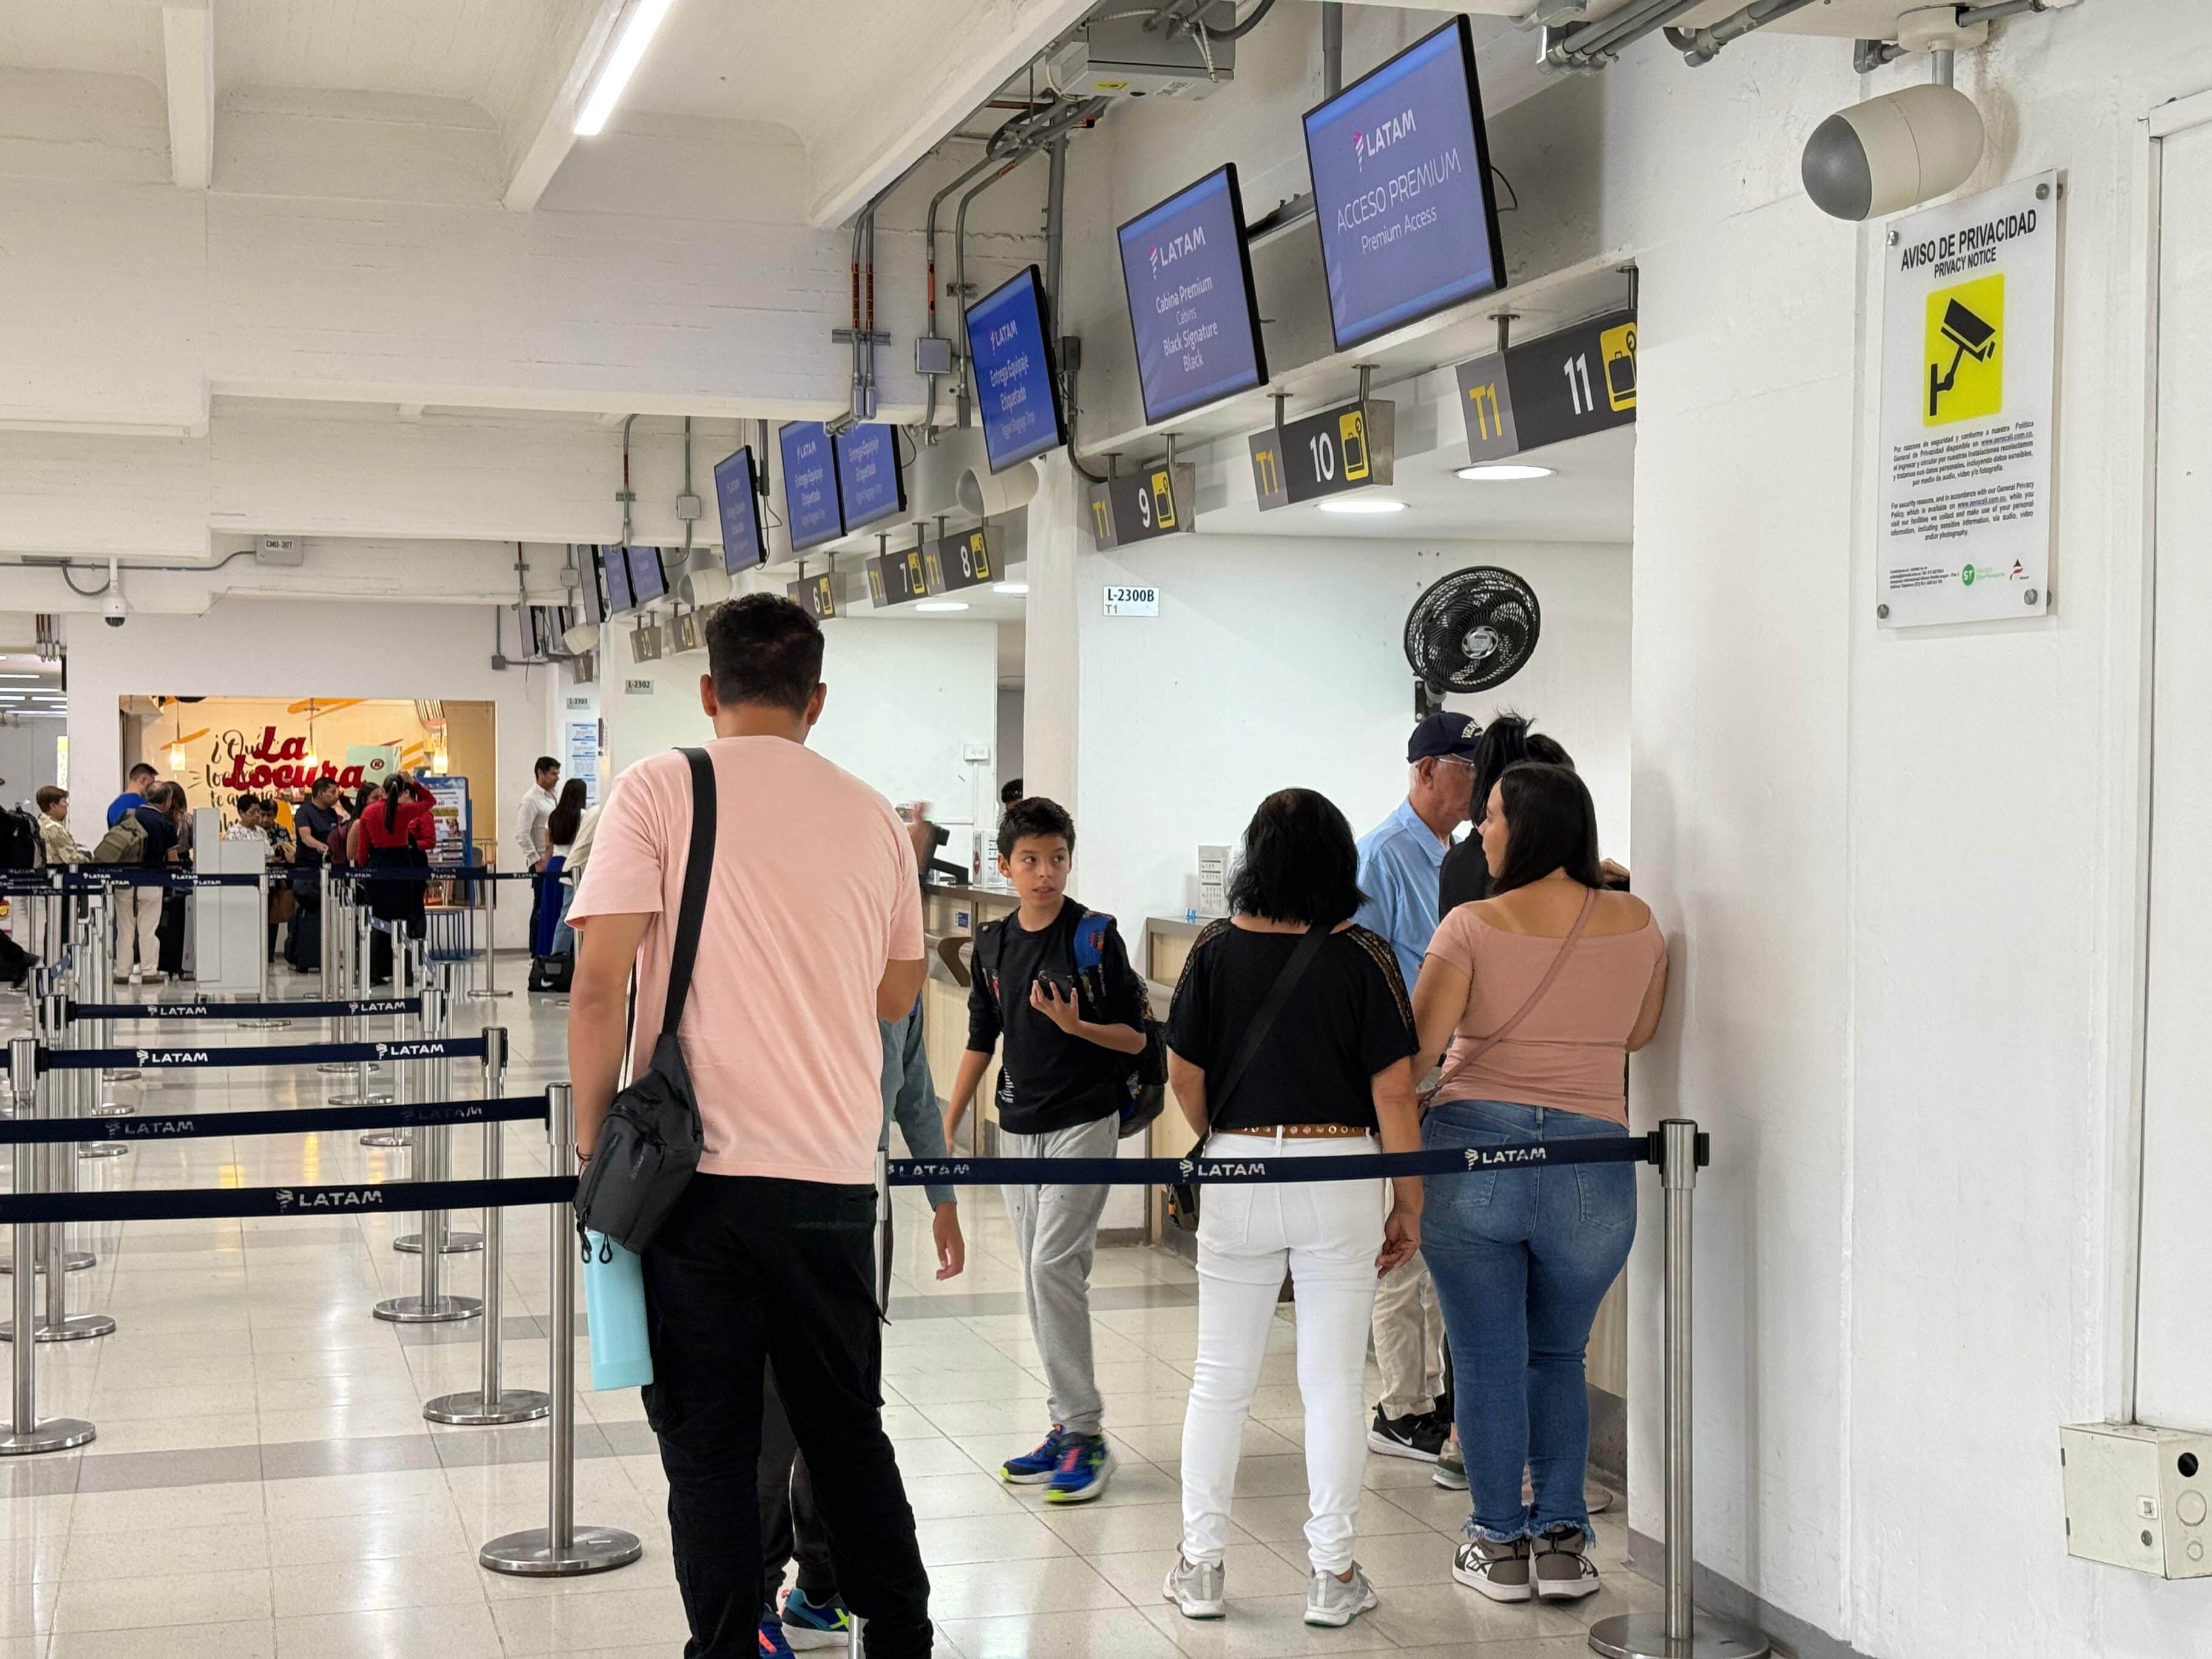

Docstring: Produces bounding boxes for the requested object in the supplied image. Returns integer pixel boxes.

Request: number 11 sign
[1456,309,1635,464]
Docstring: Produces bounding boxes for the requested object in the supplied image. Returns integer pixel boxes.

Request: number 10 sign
[1246,399,1397,512]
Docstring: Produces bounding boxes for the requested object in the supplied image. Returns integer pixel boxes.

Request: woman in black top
[1161,789,1422,1632]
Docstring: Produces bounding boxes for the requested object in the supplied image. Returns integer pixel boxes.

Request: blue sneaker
[1044,1433,1116,1504]
[758,1609,795,1658]
[779,1586,853,1651]
[1001,1423,1070,1485]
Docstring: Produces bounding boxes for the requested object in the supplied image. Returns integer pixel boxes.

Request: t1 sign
[786,575,837,620]
[1247,399,1397,511]
[924,526,997,594]
[1087,464,1194,549]
[1456,310,1636,463]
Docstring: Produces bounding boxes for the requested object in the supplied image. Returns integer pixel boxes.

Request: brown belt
[1223,1124,1376,1141]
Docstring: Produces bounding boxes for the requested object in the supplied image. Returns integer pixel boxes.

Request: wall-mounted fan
[1403,566,1541,713]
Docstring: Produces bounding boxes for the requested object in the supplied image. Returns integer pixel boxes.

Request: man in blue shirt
[1352,711,1481,1462]
[106,762,157,828]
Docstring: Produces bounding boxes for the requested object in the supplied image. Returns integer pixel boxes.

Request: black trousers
[759,1366,836,1609]
[642,1175,931,1658]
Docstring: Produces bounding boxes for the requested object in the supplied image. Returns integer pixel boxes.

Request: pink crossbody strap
[1431,886,1599,1102]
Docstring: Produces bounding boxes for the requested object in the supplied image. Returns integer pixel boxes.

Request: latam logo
[987,319,1020,351]
[355,1000,409,1015]
[399,1105,483,1124]
[1354,108,1417,169]
[1148,224,1207,279]
[148,1004,210,1017]
[134,1048,209,1066]
[1464,1145,1549,1169]
[108,1119,195,1137]
[374,1042,449,1059]
[275,1187,388,1211]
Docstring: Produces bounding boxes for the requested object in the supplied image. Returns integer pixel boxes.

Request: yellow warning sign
[1924,273,2003,426]
[1600,320,1637,412]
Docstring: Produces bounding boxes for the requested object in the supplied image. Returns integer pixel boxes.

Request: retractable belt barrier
[334,868,538,882]
[0,1094,546,1145]
[0,1176,574,1227]
[37,1035,486,1072]
[0,870,261,891]
[66,997,421,1022]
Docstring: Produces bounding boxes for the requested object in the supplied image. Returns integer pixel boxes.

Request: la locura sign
[217,725,367,792]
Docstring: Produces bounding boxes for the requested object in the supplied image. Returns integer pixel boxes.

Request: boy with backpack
[945,797,1150,1505]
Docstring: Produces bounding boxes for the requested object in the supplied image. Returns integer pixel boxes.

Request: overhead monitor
[576,547,608,626]
[714,446,768,574]
[603,541,636,613]
[965,265,1067,473]
[1301,14,1506,352]
[778,421,846,551]
[833,423,908,532]
[625,544,667,605]
[1116,164,1269,424]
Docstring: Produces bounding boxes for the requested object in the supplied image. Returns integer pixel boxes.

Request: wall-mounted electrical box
[2060,1422,2212,1579]
[1041,4,1238,102]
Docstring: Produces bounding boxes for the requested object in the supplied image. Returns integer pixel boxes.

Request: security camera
[102,592,129,628]
[1802,83,1984,221]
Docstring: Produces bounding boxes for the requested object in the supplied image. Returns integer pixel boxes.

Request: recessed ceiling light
[574,0,677,137]
[991,582,1028,595]
[1317,497,1407,515]
[914,600,971,613]
[1456,463,1555,481]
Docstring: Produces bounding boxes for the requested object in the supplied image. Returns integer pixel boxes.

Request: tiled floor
[0,960,1655,1657]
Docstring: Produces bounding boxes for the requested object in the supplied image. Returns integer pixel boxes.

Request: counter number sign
[1247,399,1396,512]
[786,575,836,621]
[924,527,996,594]
[1456,310,1636,463]
[869,546,931,609]
[1087,465,1191,549]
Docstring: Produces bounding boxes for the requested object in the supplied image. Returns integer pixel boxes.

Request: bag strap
[657,747,719,1042]
[1200,923,1331,1140]
[1432,886,1598,1097]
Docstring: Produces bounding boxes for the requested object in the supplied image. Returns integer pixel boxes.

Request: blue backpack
[974,910,1166,1139]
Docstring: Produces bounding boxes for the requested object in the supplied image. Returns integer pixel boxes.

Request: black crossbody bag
[571,747,716,1254]
[1165,922,1330,1233]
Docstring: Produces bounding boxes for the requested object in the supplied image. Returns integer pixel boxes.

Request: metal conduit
[1549,0,1703,67]
[1663,0,1819,65]
[953,153,1043,429]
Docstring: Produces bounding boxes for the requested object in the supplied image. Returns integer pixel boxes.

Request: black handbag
[1165,922,1330,1232]
[570,747,716,1254]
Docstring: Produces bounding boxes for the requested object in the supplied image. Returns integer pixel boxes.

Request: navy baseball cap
[1408,713,1483,764]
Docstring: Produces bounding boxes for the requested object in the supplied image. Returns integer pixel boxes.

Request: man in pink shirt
[567,593,933,1659]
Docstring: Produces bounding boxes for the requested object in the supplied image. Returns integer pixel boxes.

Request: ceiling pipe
[1545,0,1703,69]
[1321,1,1343,98]
[1664,0,1819,65]
[954,153,1043,430]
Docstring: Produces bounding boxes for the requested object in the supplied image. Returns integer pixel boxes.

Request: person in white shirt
[515,755,560,945]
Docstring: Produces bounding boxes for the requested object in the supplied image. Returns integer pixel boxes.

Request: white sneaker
[1303,1564,1379,1628]
[140,970,165,985]
[126,969,141,985]
[1454,1537,1533,1603]
[1162,1557,1225,1620]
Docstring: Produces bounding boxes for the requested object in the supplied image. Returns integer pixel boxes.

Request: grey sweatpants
[1001,1113,1118,1437]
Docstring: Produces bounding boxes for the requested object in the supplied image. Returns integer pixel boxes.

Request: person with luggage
[942,796,1149,1505]
[529,777,588,990]
[95,779,184,984]
[288,775,343,972]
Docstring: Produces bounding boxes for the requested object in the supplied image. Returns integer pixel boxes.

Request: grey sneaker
[1453,1536,1532,1603]
[1434,1431,1467,1490]
[1162,1556,1225,1620]
[1303,1563,1379,1627]
[1532,1526,1603,1601]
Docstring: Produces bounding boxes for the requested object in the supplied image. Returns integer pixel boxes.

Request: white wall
[996,688,1025,801]
[1067,533,1630,931]
[0,719,63,802]
[61,600,554,948]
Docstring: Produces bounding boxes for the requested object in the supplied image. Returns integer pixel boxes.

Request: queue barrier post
[0,980,93,1278]
[236,869,288,1031]
[426,1026,549,1427]
[469,869,511,1003]
[1587,1120,1769,1659]
[330,898,390,1107]
[71,903,129,1161]
[373,975,481,1325]
[88,886,140,1085]
[0,1037,94,1456]
[395,958,483,1255]
[0,1001,114,1347]
[359,935,418,1149]
[479,1082,642,1578]
[318,874,353,1073]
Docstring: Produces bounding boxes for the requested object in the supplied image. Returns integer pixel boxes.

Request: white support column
[160,1,214,191]
[1020,455,1083,810]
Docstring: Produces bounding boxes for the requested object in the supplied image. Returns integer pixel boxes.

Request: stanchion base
[102,1070,141,1082]
[91,1102,132,1119]
[0,1417,96,1456]
[424,1388,551,1426]
[0,1251,96,1275]
[0,1312,118,1343]
[236,1019,293,1031]
[316,1062,353,1075]
[359,1131,409,1148]
[394,1232,484,1255]
[479,1525,642,1577]
[372,1294,483,1325]
[1587,1612,1772,1659]
[78,1144,129,1160]
[327,1094,393,1107]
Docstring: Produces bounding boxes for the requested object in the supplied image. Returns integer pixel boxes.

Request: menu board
[1117,165,1269,424]
[714,447,767,574]
[1303,15,1505,350]
[833,424,907,532]
[965,266,1067,472]
[778,421,846,551]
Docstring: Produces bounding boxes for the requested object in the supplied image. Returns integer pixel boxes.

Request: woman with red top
[358,773,435,983]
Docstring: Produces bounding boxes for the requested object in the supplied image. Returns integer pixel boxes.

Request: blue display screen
[778,421,846,551]
[626,545,667,603]
[833,424,906,531]
[965,266,1066,472]
[1117,165,1267,424]
[577,548,606,625]
[603,543,634,612]
[714,447,766,574]
[1302,16,1504,351]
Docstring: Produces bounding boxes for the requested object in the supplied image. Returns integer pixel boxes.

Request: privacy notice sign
[1878,171,2060,627]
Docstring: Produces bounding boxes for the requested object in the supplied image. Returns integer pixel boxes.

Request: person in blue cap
[1351,710,1483,1462]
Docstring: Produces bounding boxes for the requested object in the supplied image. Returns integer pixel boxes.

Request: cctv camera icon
[1927,299,1997,419]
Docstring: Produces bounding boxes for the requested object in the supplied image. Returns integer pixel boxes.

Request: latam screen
[603,542,635,613]
[1302,14,1505,351]
[626,544,667,604]
[834,424,906,532]
[576,548,606,625]
[965,266,1067,473]
[778,421,846,551]
[714,447,767,574]
[1117,165,1269,425]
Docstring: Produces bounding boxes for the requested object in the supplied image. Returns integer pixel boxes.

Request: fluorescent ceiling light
[1317,497,1407,515]
[991,582,1028,595]
[1457,463,1555,481]
[0,673,43,680]
[574,0,677,137]
[914,600,970,613]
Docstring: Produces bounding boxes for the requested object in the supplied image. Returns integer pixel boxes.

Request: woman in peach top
[1410,762,1667,1611]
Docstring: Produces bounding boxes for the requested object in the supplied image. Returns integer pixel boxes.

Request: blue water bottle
[582,1229,654,1390]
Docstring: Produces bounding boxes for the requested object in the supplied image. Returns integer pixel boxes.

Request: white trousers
[1179,1133,1383,1576]
[114,884,161,975]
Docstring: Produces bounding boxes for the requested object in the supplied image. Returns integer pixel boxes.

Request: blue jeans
[1420,1100,1637,1542]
